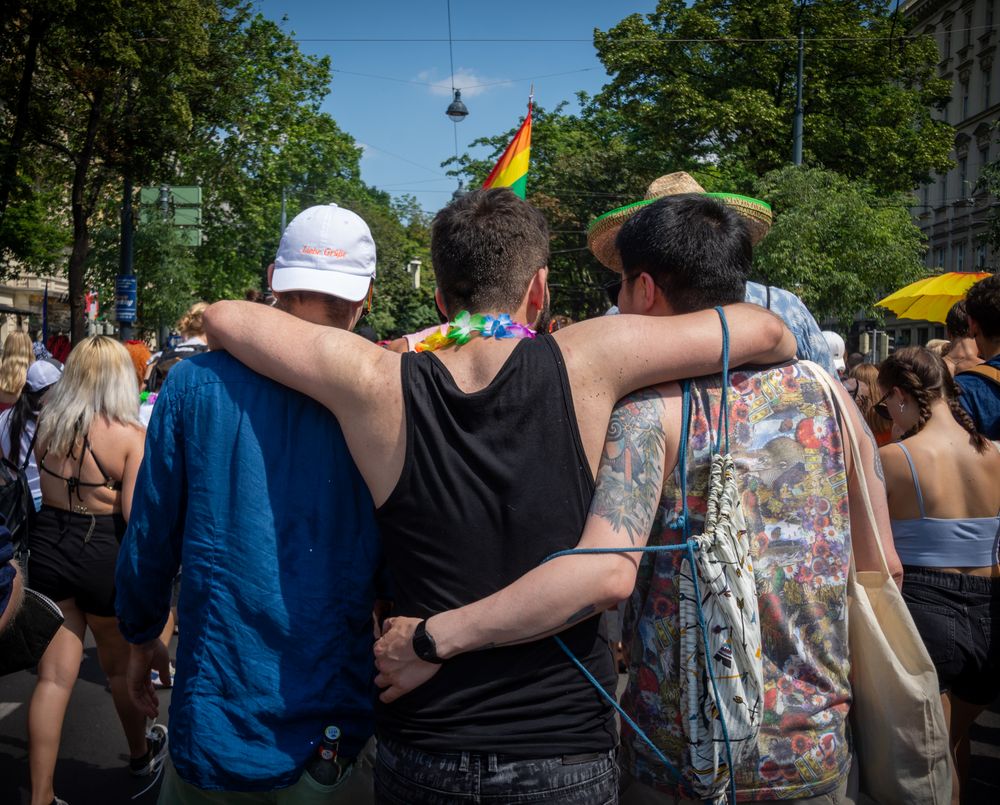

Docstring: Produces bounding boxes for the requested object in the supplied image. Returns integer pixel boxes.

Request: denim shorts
[902,566,1000,705]
[374,737,618,804]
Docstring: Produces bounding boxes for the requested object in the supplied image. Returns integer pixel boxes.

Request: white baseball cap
[26,359,63,393]
[272,204,376,302]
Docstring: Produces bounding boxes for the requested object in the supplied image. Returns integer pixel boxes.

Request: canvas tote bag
[811,365,951,805]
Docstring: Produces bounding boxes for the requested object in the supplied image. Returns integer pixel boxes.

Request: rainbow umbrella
[876,272,992,323]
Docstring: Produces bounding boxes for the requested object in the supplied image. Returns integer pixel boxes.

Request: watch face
[413,622,440,663]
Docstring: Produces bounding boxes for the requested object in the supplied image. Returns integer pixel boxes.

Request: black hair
[945,299,971,339]
[5,387,46,465]
[430,188,549,316]
[965,273,1000,340]
[616,194,751,313]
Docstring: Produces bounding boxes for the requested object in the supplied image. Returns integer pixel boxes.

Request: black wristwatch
[412,619,443,664]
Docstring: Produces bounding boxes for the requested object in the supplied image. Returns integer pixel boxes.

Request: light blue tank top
[889,442,1000,568]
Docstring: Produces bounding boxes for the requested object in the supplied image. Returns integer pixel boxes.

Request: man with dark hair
[956,274,1000,438]
[116,204,382,802]
[204,188,796,803]
[430,187,551,329]
[944,298,983,375]
[374,195,899,804]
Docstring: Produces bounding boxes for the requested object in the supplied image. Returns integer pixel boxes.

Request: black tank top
[374,336,617,756]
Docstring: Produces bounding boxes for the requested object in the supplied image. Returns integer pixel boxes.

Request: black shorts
[28,505,127,617]
[902,566,1000,706]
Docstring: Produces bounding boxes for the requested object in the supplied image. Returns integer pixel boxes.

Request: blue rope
[545,307,740,804]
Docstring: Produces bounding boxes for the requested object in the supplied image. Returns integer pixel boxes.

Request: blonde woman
[0,330,35,410]
[27,337,166,805]
[144,301,209,394]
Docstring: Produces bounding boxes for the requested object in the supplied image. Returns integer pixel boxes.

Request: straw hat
[587,172,773,272]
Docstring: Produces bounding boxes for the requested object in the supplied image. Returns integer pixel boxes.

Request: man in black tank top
[204,189,798,804]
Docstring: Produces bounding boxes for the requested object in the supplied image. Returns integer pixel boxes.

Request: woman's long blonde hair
[0,331,35,395]
[37,336,141,457]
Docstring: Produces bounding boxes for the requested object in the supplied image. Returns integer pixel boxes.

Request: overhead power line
[332,66,597,89]
[298,25,995,45]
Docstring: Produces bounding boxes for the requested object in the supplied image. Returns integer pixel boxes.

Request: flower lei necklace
[415,311,537,352]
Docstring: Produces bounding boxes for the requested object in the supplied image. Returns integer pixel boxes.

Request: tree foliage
[2,1,436,340]
[593,0,953,194]
[752,166,926,325]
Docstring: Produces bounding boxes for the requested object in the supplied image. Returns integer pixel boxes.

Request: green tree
[1,0,236,341]
[751,166,926,325]
[89,211,199,335]
[593,0,953,194]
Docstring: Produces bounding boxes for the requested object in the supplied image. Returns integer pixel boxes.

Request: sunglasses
[873,390,892,421]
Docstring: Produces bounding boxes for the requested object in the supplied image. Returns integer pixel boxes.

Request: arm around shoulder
[203,300,398,418]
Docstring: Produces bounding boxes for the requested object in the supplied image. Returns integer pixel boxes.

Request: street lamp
[446,89,468,122]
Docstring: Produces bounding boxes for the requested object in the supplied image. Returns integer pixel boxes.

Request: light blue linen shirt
[744,282,837,375]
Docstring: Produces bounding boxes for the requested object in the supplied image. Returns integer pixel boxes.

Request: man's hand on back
[374,616,442,703]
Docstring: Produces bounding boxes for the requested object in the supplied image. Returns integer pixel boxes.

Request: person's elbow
[202,301,238,350]
[599,559,639,606]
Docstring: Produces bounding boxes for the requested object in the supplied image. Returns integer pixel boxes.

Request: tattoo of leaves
[590,389,667,544]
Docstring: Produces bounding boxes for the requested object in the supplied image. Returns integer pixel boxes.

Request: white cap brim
[271,266,372,302]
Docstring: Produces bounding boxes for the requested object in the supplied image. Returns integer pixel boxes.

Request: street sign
[115,275,137,323]
[138,185,203,245]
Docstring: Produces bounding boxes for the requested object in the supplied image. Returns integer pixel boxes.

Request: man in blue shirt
[116,204,383,802]
[956,274,1000,440]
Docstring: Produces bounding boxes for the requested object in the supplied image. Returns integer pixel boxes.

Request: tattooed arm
[373,388,671,703]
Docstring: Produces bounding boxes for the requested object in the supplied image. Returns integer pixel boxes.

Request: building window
[985,71,992,106]
[982,146,991,169]
[956,242,966,271]
[945,27,952,58]
[943,100,950,123]
[962,82,970,118]
[965,13,973,46]
[935,325,946,339]
[990,3,996,29]
[934,247,945,267]
[977,243,988,267]
[918,326,929,344]
[960,157,968,194]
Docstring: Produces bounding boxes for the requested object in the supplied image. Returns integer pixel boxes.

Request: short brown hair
[431,189,549,315]
[965,274,1000,339]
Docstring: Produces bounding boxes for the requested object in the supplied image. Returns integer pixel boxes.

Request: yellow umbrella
[876,272,992,323]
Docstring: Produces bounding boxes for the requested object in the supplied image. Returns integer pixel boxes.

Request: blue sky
[256,1,659,212]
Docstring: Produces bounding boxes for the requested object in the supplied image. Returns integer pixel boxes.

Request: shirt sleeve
[115,385,186,644]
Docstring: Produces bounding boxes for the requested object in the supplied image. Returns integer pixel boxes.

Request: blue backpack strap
[714,306,731,455]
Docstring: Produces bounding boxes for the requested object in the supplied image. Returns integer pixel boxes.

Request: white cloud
[416,68,504,98]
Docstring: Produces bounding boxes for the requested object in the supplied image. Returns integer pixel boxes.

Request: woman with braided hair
[877,345,1000,805]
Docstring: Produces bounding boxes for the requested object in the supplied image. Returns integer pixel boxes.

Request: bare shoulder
[878,441,908,481]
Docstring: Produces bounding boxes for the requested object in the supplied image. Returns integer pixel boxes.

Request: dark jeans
[374,737,618,804]
[902,566,1000,705]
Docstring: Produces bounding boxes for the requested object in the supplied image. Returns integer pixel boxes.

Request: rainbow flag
[483,102,531,198]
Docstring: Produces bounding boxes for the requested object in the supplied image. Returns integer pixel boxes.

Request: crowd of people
[0,178,997,805]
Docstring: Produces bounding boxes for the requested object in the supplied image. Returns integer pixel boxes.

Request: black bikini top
[39,434,123,511]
